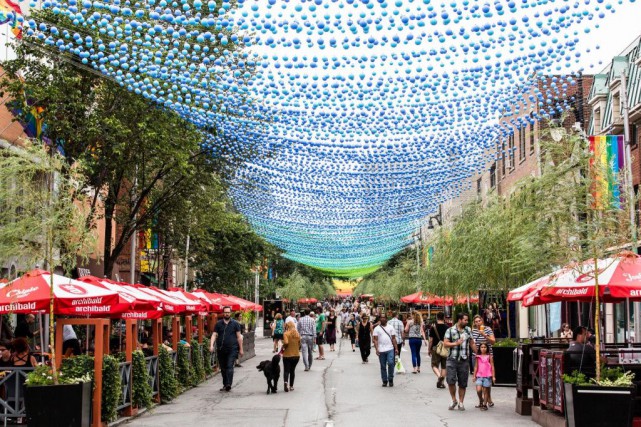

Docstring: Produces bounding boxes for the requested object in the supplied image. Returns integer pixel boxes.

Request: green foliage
[493,338,519,347]
[202,338,214,377]
[158,346,179,403]
[101,355,122,423]
[25,365,91,386]
[355,249,417,301]
[563,370,589,386]
[190,340,206,386]
[61,354,95,380]
[176,344,192,389]
[132,350,154,409]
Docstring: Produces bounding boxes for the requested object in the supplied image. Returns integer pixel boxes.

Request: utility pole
[254,267,260,330]
[621,70,640,343]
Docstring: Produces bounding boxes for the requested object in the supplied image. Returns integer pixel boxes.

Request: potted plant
[492,338,518,386]
[24,365,92,427]
[563,367,636,427]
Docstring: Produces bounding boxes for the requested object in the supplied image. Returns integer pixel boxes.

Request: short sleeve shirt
[214,319,241,351]
[444,325,472,360]
[316,314,326,333]
[373,325,396,353]
[471,326,494,354]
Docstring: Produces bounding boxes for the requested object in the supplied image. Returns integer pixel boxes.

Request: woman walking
[272,313,285,353]
[405,311,427,373]
[326,310,338,351]
[356,315,372,363]
[346,314,357,351]
[282,322,301,392]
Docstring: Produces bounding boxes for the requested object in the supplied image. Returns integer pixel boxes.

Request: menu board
[547,356,554,405]
[539,350,548,405]
[554,354,563,409]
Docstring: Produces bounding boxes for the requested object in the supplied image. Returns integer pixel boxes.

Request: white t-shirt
[373,324,396,353]
[285,315,297,325]
[63,324,77,341]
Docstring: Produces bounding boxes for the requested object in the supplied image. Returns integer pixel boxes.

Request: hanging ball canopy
[21,0,639,276]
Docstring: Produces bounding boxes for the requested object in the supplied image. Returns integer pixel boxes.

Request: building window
[476,178,482,199]
[613,92,621,123]
[519,126,526,161]
[508,133,515,170]
[632,124,638,147]
[490,165,496,189]
[594,107,601,134]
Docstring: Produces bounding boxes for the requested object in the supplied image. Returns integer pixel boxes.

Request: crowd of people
[215,297,501,413]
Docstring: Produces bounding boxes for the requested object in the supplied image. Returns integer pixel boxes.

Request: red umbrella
[134,285,192,314]
[78,276,164,319]
[196,290,242,311]
[400,292,452,305]
[224,294,260,311]
[0,270,133,315]
[159,288,207,314]
[298,297,318,304]
[190,290,225,313]
[454,294,480,305]
[522,252,641,306]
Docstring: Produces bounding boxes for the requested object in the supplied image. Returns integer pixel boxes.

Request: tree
[0,8,256,279]
[0,141,96,381]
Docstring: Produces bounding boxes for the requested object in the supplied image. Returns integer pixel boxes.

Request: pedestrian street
[127,328,536,427]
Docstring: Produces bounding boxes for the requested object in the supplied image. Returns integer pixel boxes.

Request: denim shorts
[476,377,492,387]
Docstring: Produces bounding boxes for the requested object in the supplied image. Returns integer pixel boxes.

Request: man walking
[285,309,298,326]
[444,312,477,410]
[428,312,449,388]
[210,306,244,392]
[297,308,315,371]
[315,308,326,360]
[387,311,404,355]
[372,313,398,387]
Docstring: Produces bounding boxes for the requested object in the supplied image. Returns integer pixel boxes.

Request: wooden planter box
[564,382,635,427]
[25,381,92,427]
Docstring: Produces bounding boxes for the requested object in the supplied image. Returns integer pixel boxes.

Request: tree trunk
[103,199,116,279]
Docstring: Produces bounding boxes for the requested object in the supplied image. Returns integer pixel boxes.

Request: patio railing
[145,356,159,398]
[0,367,34,422]
[117,361,132,412]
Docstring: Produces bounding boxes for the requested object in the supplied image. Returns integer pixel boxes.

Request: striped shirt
[297,315,316,336]
[471,326,494,354]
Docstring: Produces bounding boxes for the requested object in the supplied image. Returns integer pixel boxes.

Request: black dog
[256,354,281,394]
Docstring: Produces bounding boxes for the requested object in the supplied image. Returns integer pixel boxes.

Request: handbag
[432,325,450,358]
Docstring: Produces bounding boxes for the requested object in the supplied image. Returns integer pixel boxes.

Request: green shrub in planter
[132,350,153,409]
[190,340,206,385]
[202,338,214,377]
[176,344,192,388]
[60,354,122,422]
[101,355,122,423]
[158,346,179,403]
[61,355,95,381]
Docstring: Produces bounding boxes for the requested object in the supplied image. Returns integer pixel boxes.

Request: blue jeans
[217,347,239,387]
[378,350,395,383]
[409,337,422,368]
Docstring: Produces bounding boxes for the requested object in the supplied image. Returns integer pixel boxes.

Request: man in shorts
[428,312,449,388]
[315,308,326,360]
[443,312,477,411]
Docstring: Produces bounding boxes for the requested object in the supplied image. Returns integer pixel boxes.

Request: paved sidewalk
[127,329,537,427]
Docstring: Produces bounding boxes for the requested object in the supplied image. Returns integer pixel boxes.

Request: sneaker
[388,381,394,387]
[225,386,231,392]
[284,384,289,392]
[219,387,226,392]
[448,401,458,410]
[480,404,488,411]
[382,382,388,387]
[458,403,465,411]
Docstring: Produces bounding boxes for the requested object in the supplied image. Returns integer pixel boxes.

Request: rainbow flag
[0,0,22,39]
[589,135,624,210]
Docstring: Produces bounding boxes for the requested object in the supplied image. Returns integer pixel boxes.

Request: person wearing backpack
[428,312,449,388]
[443,312,477,411]
[272,313,285,353]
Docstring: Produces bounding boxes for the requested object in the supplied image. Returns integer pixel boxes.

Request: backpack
[432,325,450,358]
